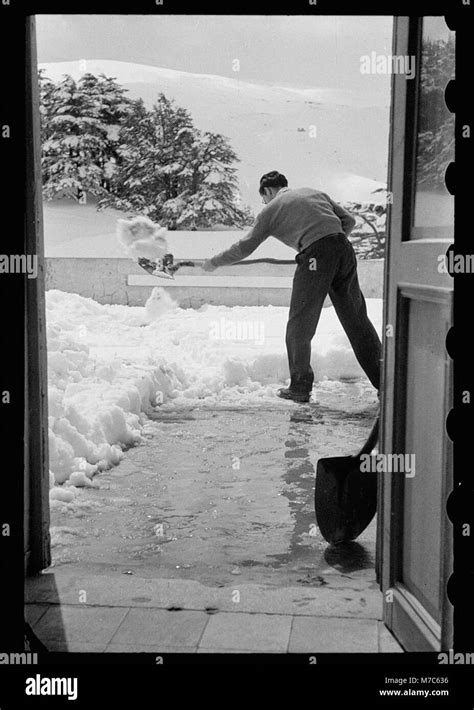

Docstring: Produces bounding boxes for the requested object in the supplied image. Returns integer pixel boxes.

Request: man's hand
[202,259,217,272]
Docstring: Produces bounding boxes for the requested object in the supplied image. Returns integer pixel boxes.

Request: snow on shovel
[315,414,379,545]
[116,216,197,279]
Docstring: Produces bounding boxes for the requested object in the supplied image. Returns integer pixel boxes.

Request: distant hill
[38,59,389,213]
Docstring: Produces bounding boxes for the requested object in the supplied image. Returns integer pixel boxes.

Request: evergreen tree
[101,93,253,229]
[38,70,58,143]
[100,94,196,223]
[39,72,132,201]
[78,73,133,192]
[164,131,253,230]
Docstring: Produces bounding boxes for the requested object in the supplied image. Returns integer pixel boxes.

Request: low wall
[45,257,384,308]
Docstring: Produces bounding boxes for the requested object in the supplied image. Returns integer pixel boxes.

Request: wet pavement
[49,384,379,589]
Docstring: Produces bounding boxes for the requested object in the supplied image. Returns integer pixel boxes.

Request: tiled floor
[25,572,404,654]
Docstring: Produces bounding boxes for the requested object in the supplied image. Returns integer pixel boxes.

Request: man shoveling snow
[203,171,382,403]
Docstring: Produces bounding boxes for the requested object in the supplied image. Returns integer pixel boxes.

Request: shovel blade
[137,258,174,279]
[315,455,377,544]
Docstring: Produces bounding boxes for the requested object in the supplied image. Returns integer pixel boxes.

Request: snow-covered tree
[77,73,133,192]
[38,69,58,142]
[163,131,254,230]
[39,72,132,201]
[99,94,195,221]
[101,93,253,229]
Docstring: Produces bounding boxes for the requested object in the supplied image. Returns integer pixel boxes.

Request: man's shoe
[277,387,310,403]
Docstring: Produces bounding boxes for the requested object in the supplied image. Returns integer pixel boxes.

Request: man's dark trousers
[286,233,382,395]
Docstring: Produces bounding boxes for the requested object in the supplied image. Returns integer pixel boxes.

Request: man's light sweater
[210,187,356,268]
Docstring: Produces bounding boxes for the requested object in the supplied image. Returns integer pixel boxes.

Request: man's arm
[206,210,271,269]
[324,194,356,236]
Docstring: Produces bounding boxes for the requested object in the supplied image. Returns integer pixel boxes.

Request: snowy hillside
[38,59,389,213]
[38,59,390,107]
[46,289,381,504]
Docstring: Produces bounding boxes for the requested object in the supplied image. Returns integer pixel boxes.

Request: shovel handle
[175,258,296,266]
[356,415,379,457]
[233,258,296,265]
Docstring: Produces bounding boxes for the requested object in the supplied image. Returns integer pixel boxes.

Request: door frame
[24,15,51,576]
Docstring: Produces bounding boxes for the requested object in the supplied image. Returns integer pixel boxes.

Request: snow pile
[116,215,169,260]
[46,289,382,494]
[46,290,156,496]
[145,287,179,322]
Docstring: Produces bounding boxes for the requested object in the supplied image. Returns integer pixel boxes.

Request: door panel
[401,291,451,625]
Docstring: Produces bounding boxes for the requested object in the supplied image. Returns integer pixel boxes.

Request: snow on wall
[46,289,382,500]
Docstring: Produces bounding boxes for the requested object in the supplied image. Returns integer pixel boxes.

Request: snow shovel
[315,414,379,544]
[137,254,298,280]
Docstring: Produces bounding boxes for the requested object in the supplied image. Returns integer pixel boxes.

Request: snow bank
[46,289,382,493]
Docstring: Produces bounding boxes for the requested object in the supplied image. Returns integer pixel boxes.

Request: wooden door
[380,16,454,651]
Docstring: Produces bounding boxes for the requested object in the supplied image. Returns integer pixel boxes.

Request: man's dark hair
[259,171,288,195]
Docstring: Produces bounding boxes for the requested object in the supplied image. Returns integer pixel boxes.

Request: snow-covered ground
[46,289,382,506]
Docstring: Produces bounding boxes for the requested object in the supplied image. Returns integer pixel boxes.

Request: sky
[36,15,393,95]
